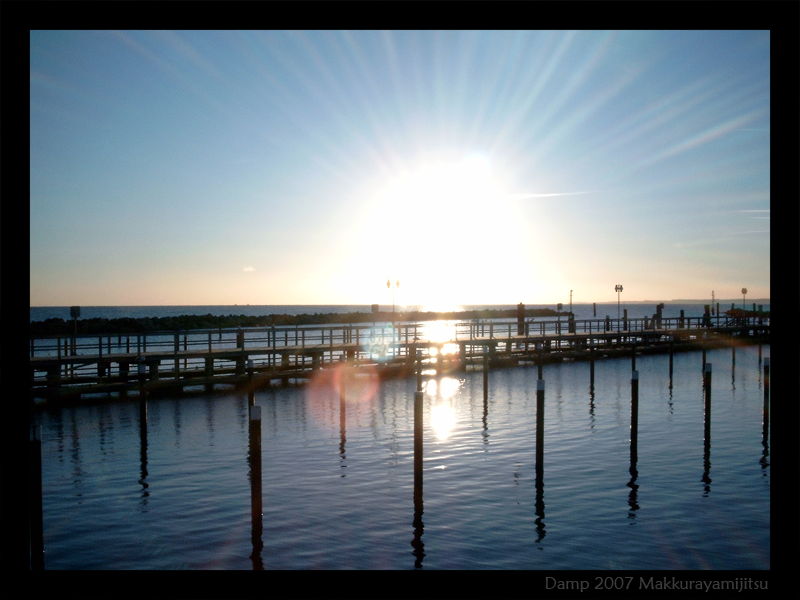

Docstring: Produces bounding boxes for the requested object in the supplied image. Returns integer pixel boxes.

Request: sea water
[35,342,769,570]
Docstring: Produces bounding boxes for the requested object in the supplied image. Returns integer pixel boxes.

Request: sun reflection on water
[430,405,456,441]
[426,377,462,440]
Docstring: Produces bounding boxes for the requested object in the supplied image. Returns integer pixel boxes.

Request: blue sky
[30,30,770,308]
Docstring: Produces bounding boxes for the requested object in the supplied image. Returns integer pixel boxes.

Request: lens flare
[304,362,379,429]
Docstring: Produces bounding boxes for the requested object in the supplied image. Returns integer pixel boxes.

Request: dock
[29,313,769,401]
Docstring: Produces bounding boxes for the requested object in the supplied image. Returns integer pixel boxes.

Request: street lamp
[387,278,400,315]
[70,306,80,356]
[615,285,623,321]
[742,287,747,310]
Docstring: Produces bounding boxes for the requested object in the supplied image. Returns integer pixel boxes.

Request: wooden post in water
[704,362,712,441]
[536,380,545,478]
[702,333,707,371]
[340,363,346,433]
[669,335,674,380]
[483,346,489,402]
[630,371,639,456]
[138,359,147,424]
[631,341,636,371]
[416,347,422,392]
[174,333,180,380]
[414,390,423,493]
[248,359,255,407]
[537,343,543,380]
[30,421,44,570]
[249,403,263,568]
[762,357,770,445]
[412,388,425,568]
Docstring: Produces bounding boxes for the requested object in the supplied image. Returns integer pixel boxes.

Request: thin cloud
[674,230,769,248]
[243,266,255,272]
[509,191,598,199]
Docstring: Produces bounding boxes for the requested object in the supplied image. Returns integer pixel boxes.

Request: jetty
[29,309,769,402]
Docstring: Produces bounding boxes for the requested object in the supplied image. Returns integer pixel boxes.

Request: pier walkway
[30,314,769,401]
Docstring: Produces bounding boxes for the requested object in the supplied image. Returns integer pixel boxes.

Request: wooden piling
[702,337,707,371]
[669,335,674,379]
[631,341,636,371]
[704,362,712,438]
[249,404,263,567]
[630,371,639,456]
[762,357,770,447]
[248,359,255,407]
[414,390,423,491]
[536,380,545,477]
[483,348,489,401]
[416,347,422,392]
[412,388,425,568]
[537,343,543,380]
[339,365,346,437]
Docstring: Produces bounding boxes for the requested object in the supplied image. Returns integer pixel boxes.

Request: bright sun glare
[426,377,461,441]
[347,154,533,306]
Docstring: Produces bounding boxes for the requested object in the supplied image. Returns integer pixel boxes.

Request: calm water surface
[37,345,770,569]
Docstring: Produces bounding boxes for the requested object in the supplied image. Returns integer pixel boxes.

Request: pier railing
[30,314,768,357]
[29,314,769,393]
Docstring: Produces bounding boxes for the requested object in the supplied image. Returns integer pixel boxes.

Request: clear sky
[30,30,770,309]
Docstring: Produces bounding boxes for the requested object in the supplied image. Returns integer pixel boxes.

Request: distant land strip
[30,307,568,336]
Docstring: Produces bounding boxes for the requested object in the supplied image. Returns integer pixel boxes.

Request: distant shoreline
[29,307,561,336]
[29,298,770,309]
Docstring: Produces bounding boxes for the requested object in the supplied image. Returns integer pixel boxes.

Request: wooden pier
[29,313,769,402]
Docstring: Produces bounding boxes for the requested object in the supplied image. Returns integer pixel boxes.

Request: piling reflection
[411,475,425,568]
[760,358,769,472]
[139,397,149,507]
[482,383,489,445]
[534,471,546,544]
[628,372,639,519]
[702,371,712,497]
[535,379,546,543]
[339,372,346,476]
[248,405,264,570]
[411,389,425,568]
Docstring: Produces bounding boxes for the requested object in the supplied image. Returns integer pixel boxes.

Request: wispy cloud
[674,230,769,248]
[243,266,255,272]
[509,191,598,199]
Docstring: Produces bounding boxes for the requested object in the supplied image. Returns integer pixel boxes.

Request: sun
[344,153,533,306]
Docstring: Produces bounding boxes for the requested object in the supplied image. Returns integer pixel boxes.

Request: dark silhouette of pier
[29,308,769,402]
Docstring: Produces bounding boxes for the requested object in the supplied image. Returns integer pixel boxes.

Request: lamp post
[615,285,623,321]
[70,306,81,356]
[741,287,747,310]
[387,278,400,316]
[570,290,573,315]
